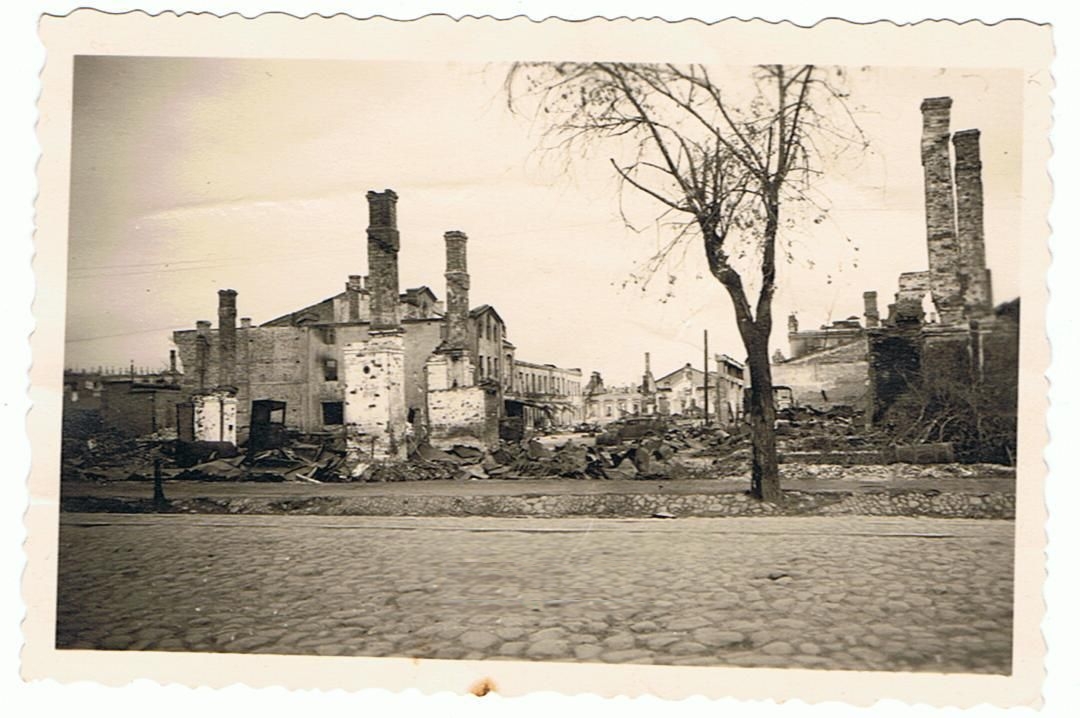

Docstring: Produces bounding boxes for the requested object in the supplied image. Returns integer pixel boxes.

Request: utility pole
[703,329,710,426]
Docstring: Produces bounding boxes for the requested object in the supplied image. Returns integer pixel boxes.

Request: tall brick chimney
[863,290,880,328]
[443,231,470,351]
[169,349,177,375]
[952,129,993,316]
[920,97,963,324]
[195,320,211,390]
[366,190,401,332]
[217,289,237,389]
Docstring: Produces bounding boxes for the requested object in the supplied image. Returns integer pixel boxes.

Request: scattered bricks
[526,440,552,460]
[460,465,488,480]
[655,442,677,461]
[550,445,589,477]
[450,445,484,461]
[628,446,652,475]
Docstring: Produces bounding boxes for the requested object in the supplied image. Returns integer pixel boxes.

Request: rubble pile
[61,404,1014,486]
[772,406,889,453]
[351,421,743,483]
[176,437,351,483]
[60,421,173,483]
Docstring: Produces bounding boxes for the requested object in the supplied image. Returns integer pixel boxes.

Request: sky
[65,58,1023,385]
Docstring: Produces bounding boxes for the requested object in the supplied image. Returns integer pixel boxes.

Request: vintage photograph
[26,12,1052,706]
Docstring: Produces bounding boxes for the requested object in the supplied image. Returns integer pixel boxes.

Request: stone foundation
[64,489,1015,520]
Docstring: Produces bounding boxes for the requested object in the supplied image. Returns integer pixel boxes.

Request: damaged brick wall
[920,325,974,387]
[99,384,155,437]
[427,384,500,449]
[176,324,309,438]
[189,391,238,444]
[771,340,869,411]
[978,313,1020,414]
[343,334,408,463]
[867,328,922,423]
[893,271,930,323]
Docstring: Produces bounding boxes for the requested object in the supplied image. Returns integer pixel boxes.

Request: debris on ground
[61,403,1016,485]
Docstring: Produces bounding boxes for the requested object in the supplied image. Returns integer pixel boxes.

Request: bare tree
[507,63,863,502]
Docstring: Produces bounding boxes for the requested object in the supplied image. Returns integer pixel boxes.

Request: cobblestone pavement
[56,514,1014,673]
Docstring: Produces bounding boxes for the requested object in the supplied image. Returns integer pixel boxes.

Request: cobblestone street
[56,514,1014,673]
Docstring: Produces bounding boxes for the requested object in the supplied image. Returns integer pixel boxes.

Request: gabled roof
[262,285,442,327]
[400,286,438,303]
[656,363,716,388]
[261,296,337,327]
[469,304,506,326]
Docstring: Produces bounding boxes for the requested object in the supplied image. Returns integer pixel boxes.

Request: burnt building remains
[772,97,1019,461]
[171,190,581,469]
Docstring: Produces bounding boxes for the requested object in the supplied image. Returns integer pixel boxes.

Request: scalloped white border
[12,3,1062,716]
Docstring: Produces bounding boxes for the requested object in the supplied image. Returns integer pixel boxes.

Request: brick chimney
[863,290,880,328]
[642,352,657,394]
[443,231,470,351]
[240,317,252,329]
[952,129,993,316]
[217,289,237,389]
[345,274,366,322]
[920,97,963,324]
[366,190,401,332]
[195,320,211,391]
[169,349,177,375]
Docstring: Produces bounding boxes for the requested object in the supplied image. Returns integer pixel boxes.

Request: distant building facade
[584,353,745,426]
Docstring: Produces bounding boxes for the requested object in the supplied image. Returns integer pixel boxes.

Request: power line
[65,325,188,343]
[67,246,360,280]
[66,220,621,280]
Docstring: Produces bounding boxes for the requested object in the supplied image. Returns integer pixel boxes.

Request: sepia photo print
[25,12,1052,707]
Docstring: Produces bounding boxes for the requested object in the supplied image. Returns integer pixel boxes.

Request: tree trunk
[745,329,780,502]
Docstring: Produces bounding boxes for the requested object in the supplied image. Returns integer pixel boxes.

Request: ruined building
[63,357,183,438]
[772,97,1019,457]
[503,360,584,433]
[584,353,745,426]
[172,190,580,464]
[771,304,874,411]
